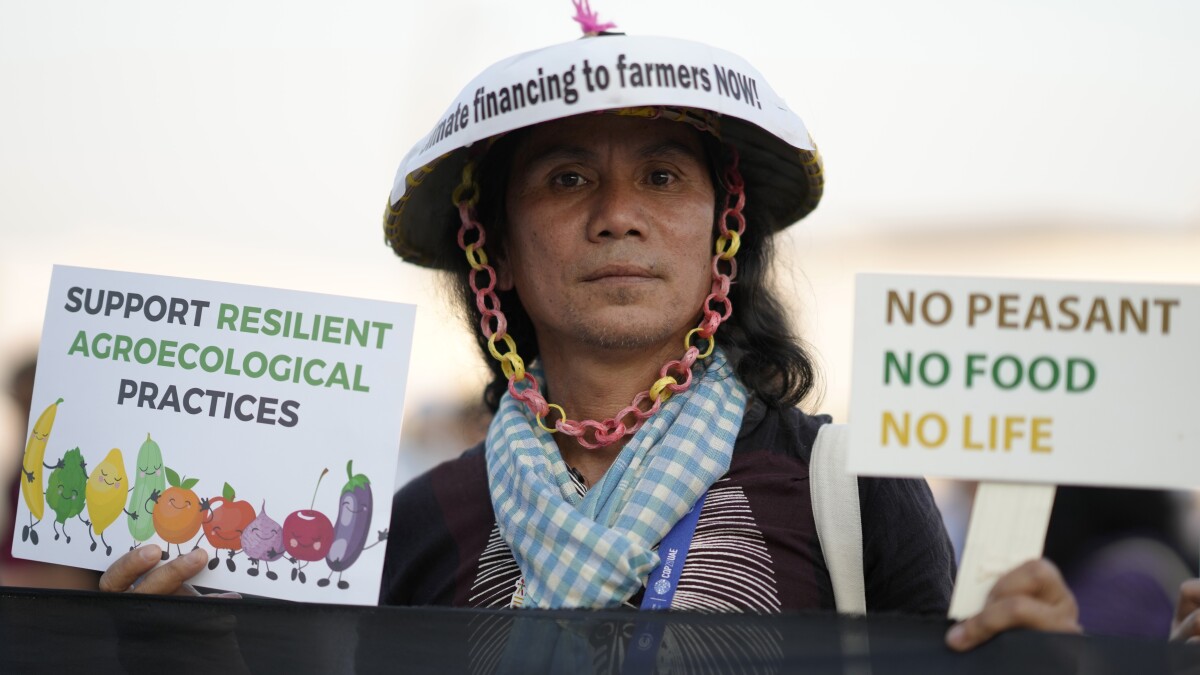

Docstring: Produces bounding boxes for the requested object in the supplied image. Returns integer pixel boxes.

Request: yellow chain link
[465,242,488,270]
[537,403,567,433]
[499,351,526,381]
[684,328,716,359]
[452,160,481,207]
[452,182,480,208]
[649,375,678,403]
[715,230,741,260]
[487,332,517,361]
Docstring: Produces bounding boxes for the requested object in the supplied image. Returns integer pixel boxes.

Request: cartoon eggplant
[319,460,387,589]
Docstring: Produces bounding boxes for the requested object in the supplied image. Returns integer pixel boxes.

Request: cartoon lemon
[86,448,129,556]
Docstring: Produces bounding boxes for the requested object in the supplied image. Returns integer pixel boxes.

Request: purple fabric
[1069,543,1181,639]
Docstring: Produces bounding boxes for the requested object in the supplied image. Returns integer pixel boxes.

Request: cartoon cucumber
[319,460,387,589]
[127,433,165,545]
[85,448,132,556]
[19,397,63,545]
[45,447,88,544]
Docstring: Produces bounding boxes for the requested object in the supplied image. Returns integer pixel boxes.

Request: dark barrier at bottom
[2,586,1199,674]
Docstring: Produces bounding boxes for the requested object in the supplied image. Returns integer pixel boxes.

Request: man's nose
[586,179,645,241]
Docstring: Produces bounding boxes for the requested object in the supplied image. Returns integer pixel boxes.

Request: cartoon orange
[151,468,206,559]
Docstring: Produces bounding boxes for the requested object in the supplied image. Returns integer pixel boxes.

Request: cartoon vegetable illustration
[242,501,285,580]
[127,433,165,547]
[85,448,133,556]
[202,482,256,571]
[19,397,63,545]
[319,460,388,589]
[283,468,334,583]
[151,468,208,560]
[45,447,88,543]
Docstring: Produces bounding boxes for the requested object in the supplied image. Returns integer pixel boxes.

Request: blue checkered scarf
[486,349,747,608]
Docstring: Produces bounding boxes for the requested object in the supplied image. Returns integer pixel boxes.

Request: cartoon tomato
[202,483,256,571]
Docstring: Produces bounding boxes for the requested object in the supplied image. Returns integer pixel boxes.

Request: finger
[946,595,1080,652]
[986,559,1072,606]
[1175,580,1200,627]
[130,548,208,596]
[99,545,164,593]
[1173,611,1200,642]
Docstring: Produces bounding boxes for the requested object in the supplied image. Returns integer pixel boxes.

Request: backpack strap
[810,423,867,615]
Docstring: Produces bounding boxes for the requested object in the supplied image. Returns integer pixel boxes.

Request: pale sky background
[1,0,1198,482]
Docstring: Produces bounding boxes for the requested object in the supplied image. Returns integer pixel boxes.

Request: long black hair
[444,126,820,413]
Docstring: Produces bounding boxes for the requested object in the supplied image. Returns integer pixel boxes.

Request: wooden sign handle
[947,482,1057,620]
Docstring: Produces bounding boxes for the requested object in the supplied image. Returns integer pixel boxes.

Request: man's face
[499,114,716,357]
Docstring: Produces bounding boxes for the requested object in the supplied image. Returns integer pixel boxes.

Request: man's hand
[945,559,1081,652]
[1171,579,1200,642]
[99,545,208,596]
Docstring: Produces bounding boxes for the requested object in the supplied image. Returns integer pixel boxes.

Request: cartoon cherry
[283,468,333,583]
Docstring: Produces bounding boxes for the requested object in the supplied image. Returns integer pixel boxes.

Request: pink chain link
[456,146,746,449]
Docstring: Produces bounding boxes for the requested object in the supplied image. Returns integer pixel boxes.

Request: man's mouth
[582,264,657,282]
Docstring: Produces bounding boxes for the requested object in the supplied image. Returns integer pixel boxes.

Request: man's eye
[648,170,673,186]
[553,172,586,188]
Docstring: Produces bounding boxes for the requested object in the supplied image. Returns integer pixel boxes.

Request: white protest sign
[390,34,813,204]
[12,266,415,606]
[848,273,1198,489]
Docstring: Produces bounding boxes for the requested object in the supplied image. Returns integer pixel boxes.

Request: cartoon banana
[21,398,63,525]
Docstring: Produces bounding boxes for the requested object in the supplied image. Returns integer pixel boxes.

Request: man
[371,23,1079,645]
[100,16,1080,653]
[379,112,957,614]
